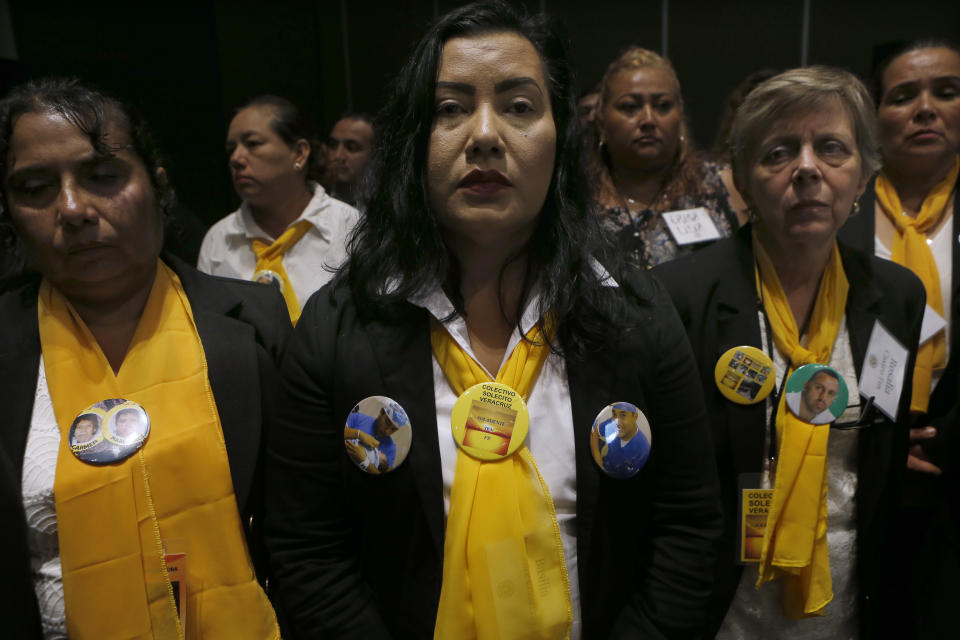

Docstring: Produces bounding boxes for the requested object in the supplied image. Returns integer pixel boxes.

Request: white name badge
[858,320,909,421]
[661,208,722,245]
[919,304,948,345]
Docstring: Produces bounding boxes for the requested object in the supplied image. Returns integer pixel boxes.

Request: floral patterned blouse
[598,160,739,269]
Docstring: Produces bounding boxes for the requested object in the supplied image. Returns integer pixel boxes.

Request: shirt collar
[407,258,617,377]
[234,182,335,242]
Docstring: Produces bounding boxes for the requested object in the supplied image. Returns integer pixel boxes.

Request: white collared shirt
[408,263,616,640]
[198,183,360,308]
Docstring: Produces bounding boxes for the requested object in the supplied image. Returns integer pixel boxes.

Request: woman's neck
[883,153,957,215]
[448,235,530,374]
[611,166,668,209]
[249,182,313,239]
[67,264,158,374]
[755,227,833,328]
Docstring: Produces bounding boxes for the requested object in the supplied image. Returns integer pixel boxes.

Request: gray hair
[729,66,880,194]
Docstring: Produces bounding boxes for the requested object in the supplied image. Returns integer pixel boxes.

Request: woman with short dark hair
[264,2,721,638]
[0,77,287,639]
[198,94,358,323]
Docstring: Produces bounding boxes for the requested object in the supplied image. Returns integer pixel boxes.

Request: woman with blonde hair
[588,46,741,269]
[657,66,925,637]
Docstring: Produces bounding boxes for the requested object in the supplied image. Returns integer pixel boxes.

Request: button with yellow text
[715,346,775,405]
[451,382,529,461]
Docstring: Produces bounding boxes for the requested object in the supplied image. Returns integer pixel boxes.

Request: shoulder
[840,244,925,301]
[654,233,745,298]
[198,210,245,261]
[307,186,361,224]
[168,257,291,355]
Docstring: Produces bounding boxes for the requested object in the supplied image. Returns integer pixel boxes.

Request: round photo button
[252,269,284,292]
[344,396,412,474]
[450,382,529,461]
[714,346,776,405]
[784,364,849,425]
[590,402,652,479]
[70,399,150,465]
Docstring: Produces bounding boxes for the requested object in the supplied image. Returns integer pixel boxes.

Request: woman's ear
[295,139,311,168]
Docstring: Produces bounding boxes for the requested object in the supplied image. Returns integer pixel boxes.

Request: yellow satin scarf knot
[251,219,312,323]
[38,261,280,639]
[876,156,959,412]
[431,316,573,640]
[752,234,849,618]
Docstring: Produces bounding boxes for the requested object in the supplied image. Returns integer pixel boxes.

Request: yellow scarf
[251,219,312,324]
[875,157,959,412]
[39,261,280,639]
[753,234,849,617]
[431,318,572,640]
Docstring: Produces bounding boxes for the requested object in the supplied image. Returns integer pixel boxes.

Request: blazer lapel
[365,310,445,556]
[715,229,767,474]
[170,259,263,515]
[840,249,892,535]
[0,283,42,479]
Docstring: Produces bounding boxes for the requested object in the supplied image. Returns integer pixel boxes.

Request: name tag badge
[920,304,948,345]
[859,320,909,421]
[661,207,722,246]
[737,473,772,564]
[162,538,188,628]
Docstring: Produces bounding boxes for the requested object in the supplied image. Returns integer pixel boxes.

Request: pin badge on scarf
[70,399,150,464]
[252,269,283,292]
[714,346,775,405]
[784,364,849,425]
[590,402,652,479]
[344,396,412,473]
[451,382,529,461]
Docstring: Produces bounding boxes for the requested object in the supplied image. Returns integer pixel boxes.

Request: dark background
[2,0,958,228]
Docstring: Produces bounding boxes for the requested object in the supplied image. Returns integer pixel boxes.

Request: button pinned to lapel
[69,399,150,465]
[450,382,529,461]
[714,346,775,405]
[784,364,849,425]
[251,269,284,292]
[344,396,412,474]
[589,402,652,479]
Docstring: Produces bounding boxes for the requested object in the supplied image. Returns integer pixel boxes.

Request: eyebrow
[436,76,544,96]
[7,153,118,179]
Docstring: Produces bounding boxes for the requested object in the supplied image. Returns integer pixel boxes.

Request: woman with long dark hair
[264,2,721,638]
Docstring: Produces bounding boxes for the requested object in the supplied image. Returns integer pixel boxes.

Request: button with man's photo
[344,396,413,474]
[784,364,849,425]
[70,399,150,465]
[589,402,652,479]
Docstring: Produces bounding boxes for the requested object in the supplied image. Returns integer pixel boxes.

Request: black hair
[810,368,840,383]
[236,95,327,184]
[0,77,175,282]
[341,0,628,359]
[333,112,376,131]
[871,38,960,105]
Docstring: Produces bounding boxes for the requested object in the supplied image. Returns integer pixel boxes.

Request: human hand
[357,431,380,448]
[345,441,368,464]
[907,426,942,476]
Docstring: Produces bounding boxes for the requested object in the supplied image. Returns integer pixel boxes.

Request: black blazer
[838,173,960,478]
[654,226,926,639]
[265,272,723,639]
[0,256,291,636]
